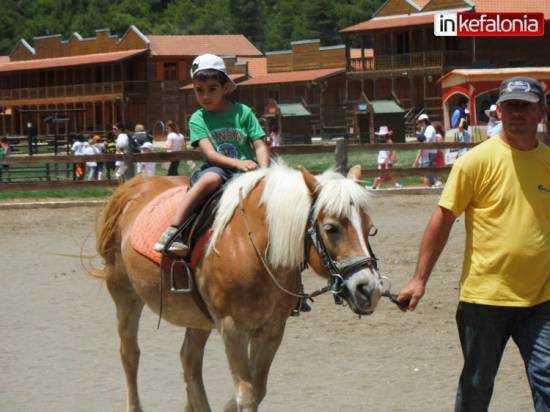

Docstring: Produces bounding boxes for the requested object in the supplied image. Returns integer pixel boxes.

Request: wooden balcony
[350,50,473,72]
[0,81,148,103]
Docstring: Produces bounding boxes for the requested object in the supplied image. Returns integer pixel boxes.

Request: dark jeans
[455,301,550,412]
[167,161,180,176]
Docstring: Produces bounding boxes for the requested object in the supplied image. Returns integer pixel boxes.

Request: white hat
[190,54,237,92]
[484,104,498,118]
[417,113,429,122]
[375,125,393,135]
[141,142,154,151]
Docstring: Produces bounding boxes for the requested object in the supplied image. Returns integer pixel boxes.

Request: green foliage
[0,0,385,55]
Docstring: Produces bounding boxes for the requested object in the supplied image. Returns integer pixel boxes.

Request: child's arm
[253,139,270,168]
[198,139,257,172]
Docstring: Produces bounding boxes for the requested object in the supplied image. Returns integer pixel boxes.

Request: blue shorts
[190,163,241,187]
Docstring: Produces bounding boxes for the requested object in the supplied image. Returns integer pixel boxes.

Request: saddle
[130,186,223,320]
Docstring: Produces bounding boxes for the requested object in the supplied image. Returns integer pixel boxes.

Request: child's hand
[236,160,258,172]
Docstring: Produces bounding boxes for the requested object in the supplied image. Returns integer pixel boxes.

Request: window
[396,32,410,54]
[163,63,178,81]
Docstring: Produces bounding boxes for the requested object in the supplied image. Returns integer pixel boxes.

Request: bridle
[302,202,383,305]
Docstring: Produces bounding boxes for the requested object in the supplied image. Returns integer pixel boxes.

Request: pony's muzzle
[346,272,383,315]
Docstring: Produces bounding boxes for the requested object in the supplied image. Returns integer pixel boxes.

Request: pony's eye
[323,223,339,234]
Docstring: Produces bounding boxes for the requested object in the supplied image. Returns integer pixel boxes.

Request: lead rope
[238,189,330,300]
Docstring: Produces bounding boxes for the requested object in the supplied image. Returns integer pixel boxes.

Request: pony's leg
[249,322,286,406]
[219,317,256,412]
[181,328,212,412]
[106,272,145,412]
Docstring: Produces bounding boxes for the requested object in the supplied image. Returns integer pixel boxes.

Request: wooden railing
[350,50,473,72]
[0,81,148,101]
[0,141,478,191]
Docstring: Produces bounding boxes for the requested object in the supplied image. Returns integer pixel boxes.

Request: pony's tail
[94,176,146,280]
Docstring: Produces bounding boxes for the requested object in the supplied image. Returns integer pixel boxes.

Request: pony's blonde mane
[207,164,370,270]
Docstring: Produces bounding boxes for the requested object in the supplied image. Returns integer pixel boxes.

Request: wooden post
[123,149,135,181]
[334,137,347,175]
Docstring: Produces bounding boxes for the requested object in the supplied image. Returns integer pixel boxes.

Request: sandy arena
[0,194,532,411]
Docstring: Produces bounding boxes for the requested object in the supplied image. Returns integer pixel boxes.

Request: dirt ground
[0,194,533,412]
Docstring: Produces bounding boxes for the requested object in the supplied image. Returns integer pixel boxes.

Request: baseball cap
[417,113,429,122]
[190,54,237,92]
[141,142,154,151]
[497,77,544,104]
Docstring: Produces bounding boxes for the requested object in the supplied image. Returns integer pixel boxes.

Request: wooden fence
[0,140,477,192]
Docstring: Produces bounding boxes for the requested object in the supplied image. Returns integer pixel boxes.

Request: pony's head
[301,166,384,315]
[207,162,385,316]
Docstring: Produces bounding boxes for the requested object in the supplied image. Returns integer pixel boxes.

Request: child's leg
[155,172,223,255]
[170,172,223,227]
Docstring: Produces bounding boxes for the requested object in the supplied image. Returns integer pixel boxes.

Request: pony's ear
[300,166,320,196]
[347,164,362,181]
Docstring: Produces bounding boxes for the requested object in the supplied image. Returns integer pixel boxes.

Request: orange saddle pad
[130,185,211,268]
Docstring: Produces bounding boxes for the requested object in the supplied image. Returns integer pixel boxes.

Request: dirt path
[0,195,532,411]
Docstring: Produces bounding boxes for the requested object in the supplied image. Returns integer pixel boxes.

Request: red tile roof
[237,68,344,87]
[0,56,9,67]
[340,13,435,33]
[412,0,431,8]
[474,0,550,19]
[342,0,550,34]
[147,35,262,57]
[0,49,147,73]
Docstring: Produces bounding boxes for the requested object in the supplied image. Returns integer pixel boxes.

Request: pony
[94,163,385,412]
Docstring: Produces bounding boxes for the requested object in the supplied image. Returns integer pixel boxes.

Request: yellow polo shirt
[439,137,550,306]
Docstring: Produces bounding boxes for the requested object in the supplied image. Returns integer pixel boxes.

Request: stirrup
[169,260,193,293]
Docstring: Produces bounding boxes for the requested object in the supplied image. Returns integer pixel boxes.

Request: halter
[303,200,381,305]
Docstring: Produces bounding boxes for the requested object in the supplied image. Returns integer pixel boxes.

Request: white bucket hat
[190,54,237,92]
[375,125,393,135]
[417,113,429,122]
[140,142,154,151]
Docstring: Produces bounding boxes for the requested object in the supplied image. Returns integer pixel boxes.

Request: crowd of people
[69,121,187,182]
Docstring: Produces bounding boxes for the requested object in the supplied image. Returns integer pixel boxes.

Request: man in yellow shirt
[398,76,550,411]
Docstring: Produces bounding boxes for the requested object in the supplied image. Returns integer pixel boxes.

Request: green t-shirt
[189,103,265,161]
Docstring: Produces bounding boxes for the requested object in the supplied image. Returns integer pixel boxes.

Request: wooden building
[181,39,373,142]
[340,0,550,138]
[0,26,262,137]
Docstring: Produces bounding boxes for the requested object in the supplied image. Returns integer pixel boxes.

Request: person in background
[270,126,281,147]
[139,142,156,176]
[113,123,130,181]
[397,76,550,411]
[432,122,447,188]
[451,99,468,128]
[104,131,117,179]
[413,113,437,187]
[486,104,502,138]
[164,120,185,176]
[133,124,150,146]
[71,134,87,180]
[372,126,401,189]
[0,136,10,182]
[84,135,100,180]
[456,118,471,158]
